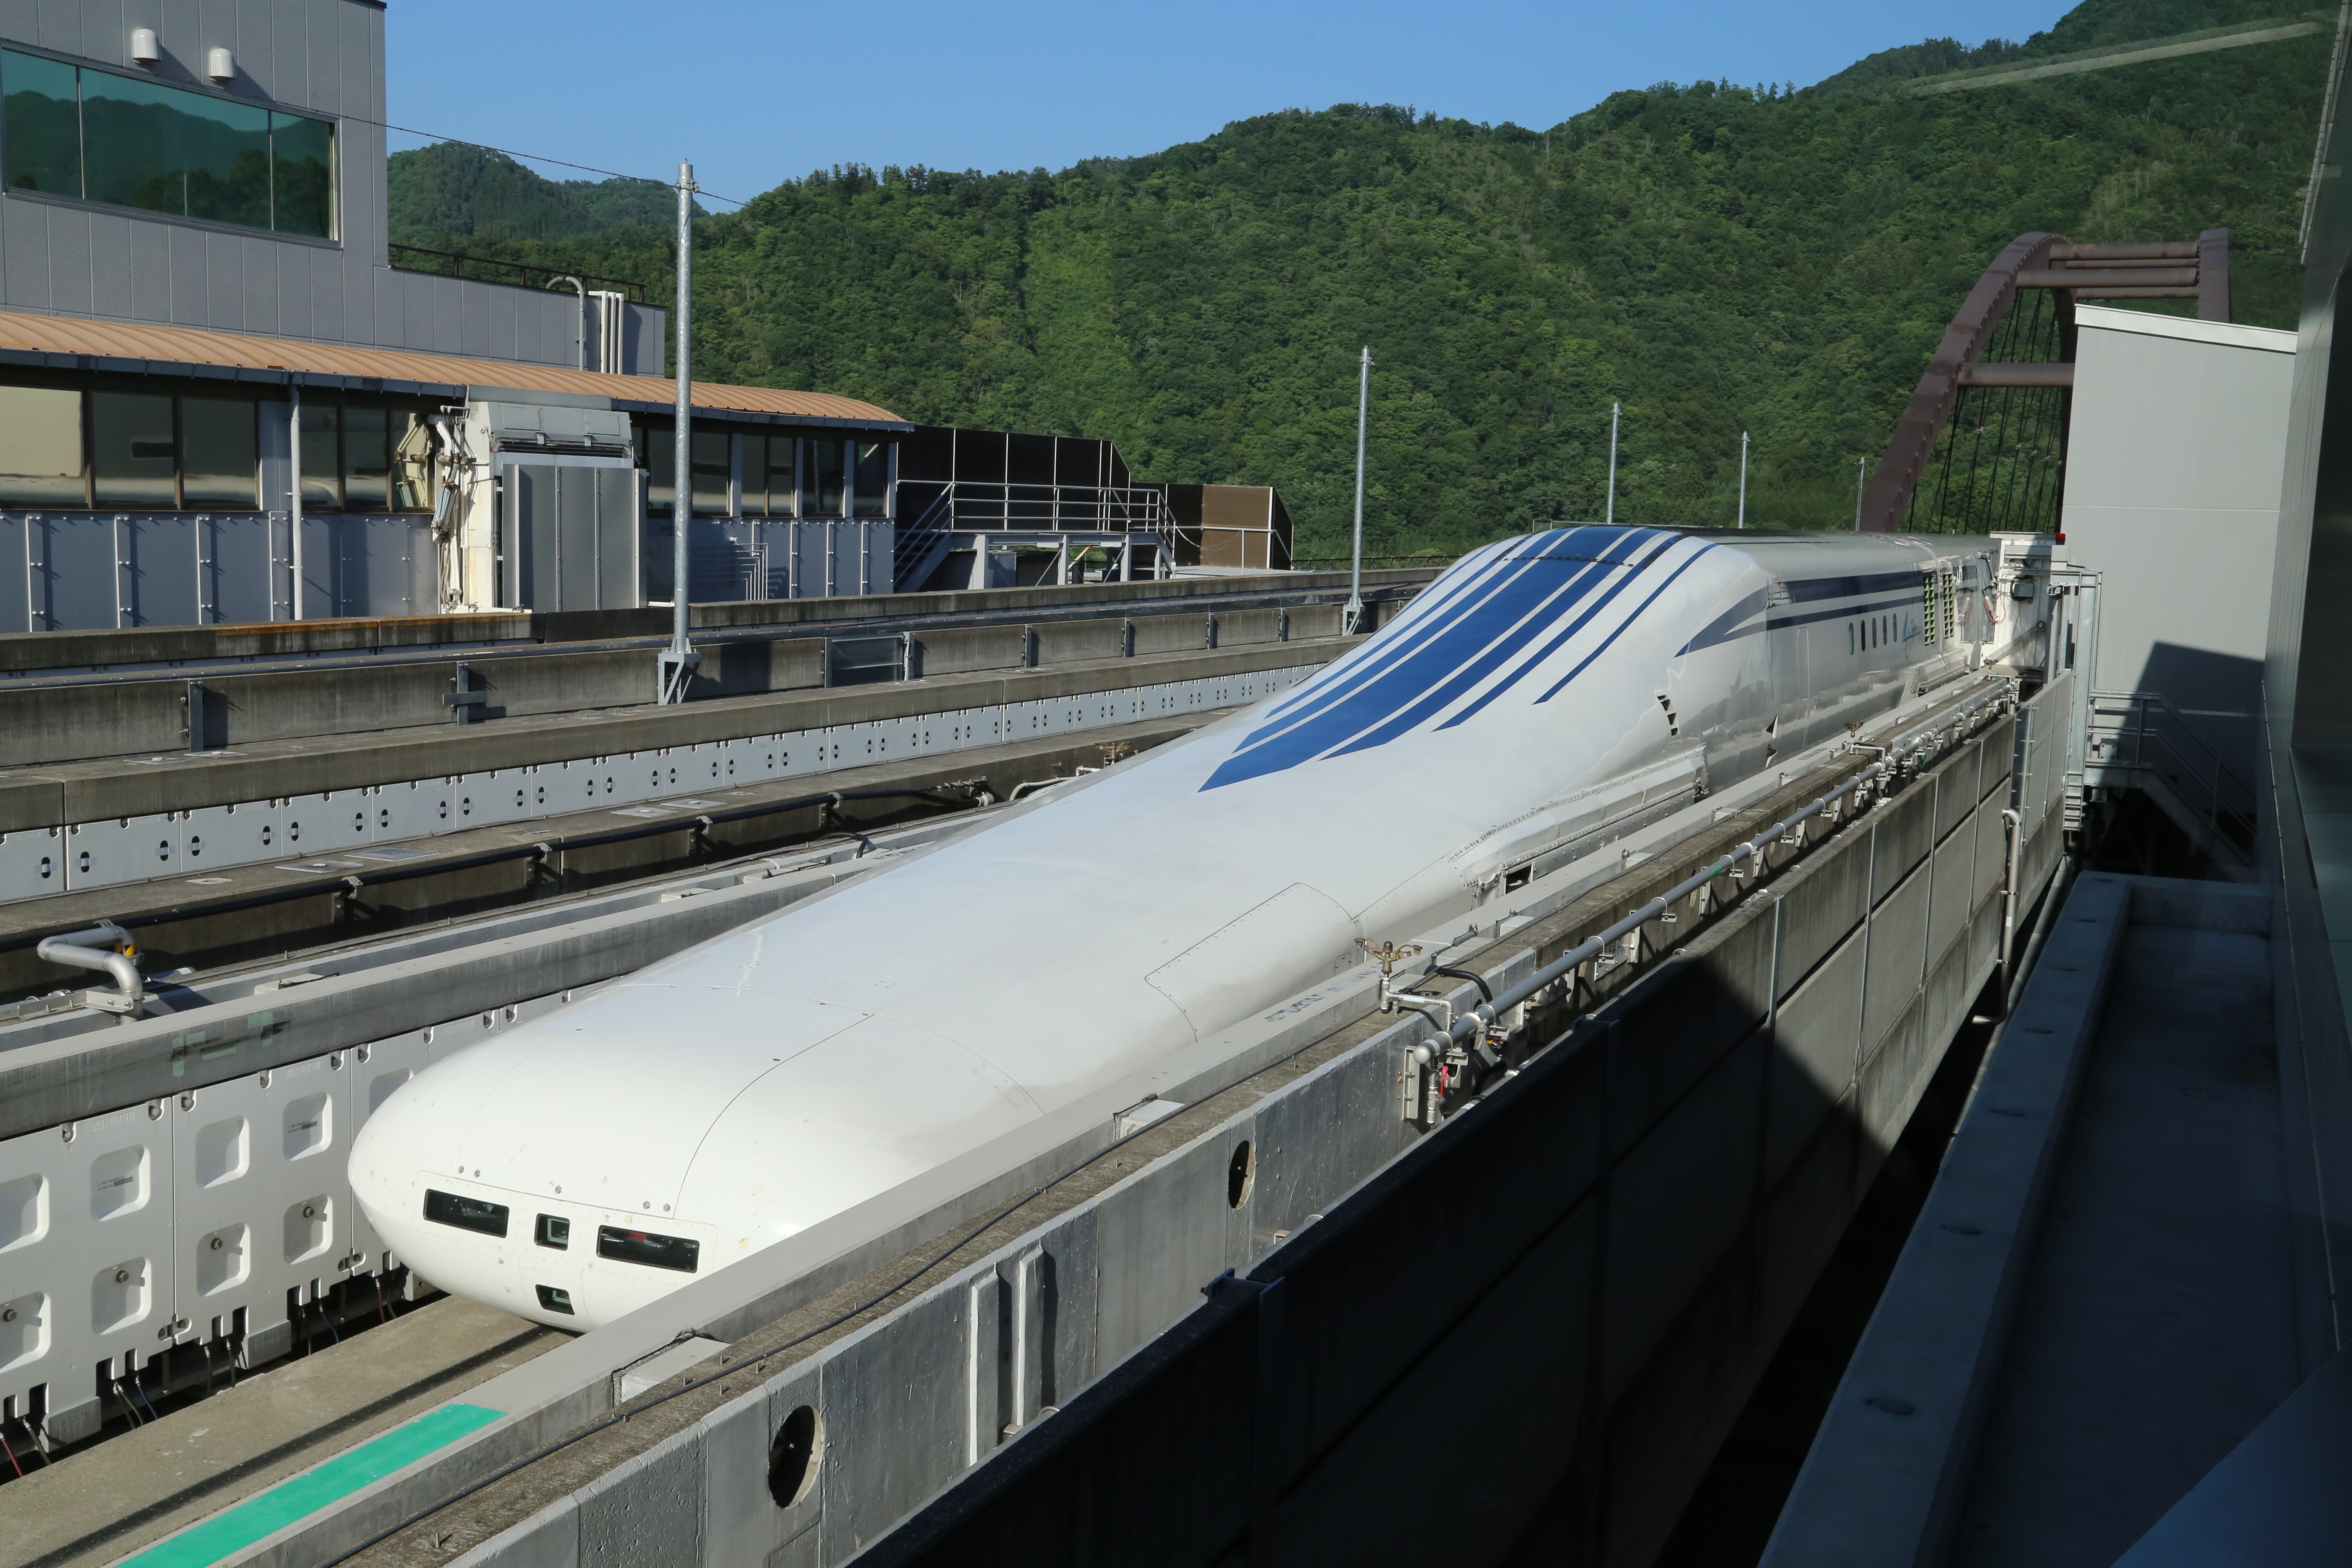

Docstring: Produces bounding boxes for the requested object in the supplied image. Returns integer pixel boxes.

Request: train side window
[536,1285,575,1314]
[423,1189,509,1237]
[597,1225,701,1273]
[535,1214,571,1250]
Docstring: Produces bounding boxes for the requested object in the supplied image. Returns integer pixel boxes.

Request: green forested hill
[387,0,2333,557]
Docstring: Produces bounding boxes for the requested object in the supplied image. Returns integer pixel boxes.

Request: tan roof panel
[0,309,905,426]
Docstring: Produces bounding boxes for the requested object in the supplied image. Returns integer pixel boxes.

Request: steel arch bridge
[1863,227,2231,534]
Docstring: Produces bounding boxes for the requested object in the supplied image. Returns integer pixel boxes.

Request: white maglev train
[351,525,2003,1329]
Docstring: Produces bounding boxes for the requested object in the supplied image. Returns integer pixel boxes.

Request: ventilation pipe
[38,923,144,1017]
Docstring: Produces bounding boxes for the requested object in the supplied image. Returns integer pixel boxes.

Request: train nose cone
[348,1071,512,1308]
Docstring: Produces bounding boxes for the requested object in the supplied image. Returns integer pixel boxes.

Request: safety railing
[898,480,1171,536]
[2084,689,2257,858]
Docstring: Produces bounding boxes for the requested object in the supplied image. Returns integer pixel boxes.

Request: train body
[350,526,2009,1329]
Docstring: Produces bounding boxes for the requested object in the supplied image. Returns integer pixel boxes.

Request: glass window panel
[739,434,768,517]
[808,440,845,517]
[179,396,256,507]
[3,52,81,198]
[299,404,340,508]
[690,429,729,514]
[423,1189,508,1237]
[341,406,388,510]
[82,70,269,227]
[91,391,175,507]
[269,110,333,238]
[0,385,83,505]
[596,1225,700,1273]
[852,441,891,518]
[646,424,676,516]
[768,436,798,517]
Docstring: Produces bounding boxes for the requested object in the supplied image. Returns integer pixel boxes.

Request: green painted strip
[120,1402,505,1568]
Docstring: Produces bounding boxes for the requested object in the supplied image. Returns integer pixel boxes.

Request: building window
[0,49,336,239]
[807,440,845,517]
[1,386,259,510]
[300,402,427,512]
[742,433,799,518]
[0,385,82,505]
[852,440,891,518]
[645,426,746,515]
[179,396,258,506]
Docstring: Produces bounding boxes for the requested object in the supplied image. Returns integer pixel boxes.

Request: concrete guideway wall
[0,603,1352,769]
[177,678,2073,1568]
[0,645,1340,901]
[0,567,1433,678]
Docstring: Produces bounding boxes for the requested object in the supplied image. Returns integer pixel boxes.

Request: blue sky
[383,1,2076,206]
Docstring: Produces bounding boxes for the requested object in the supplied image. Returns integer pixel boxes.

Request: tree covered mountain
[386,0,2332,557]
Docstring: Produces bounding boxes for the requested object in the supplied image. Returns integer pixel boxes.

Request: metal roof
[0,310,910,429]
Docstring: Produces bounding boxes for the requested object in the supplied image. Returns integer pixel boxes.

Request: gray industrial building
[0,0,936,631]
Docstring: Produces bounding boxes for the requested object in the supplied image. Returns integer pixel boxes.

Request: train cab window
[597,1225,701,1273]
[535,1285,576,1315]
[535,1214,571,1250]
[423,1189,509,1237]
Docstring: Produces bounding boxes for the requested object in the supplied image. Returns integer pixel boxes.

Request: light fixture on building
[206,46,233,83]
[129,28,158,65]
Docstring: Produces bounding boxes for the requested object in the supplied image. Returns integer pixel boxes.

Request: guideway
[82,661,2070,1568]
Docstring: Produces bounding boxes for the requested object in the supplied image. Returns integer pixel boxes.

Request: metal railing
[898,479,1171,536]
[2084,689,2257,858]
[891,487,958,593]
[386,243,650,304]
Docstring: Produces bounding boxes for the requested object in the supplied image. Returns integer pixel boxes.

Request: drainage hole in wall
[1227,1140,1255,1209]
[769,1404,823,1507]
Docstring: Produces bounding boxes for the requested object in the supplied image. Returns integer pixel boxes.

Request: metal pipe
[288,386,304,622]
[37,922,142,1014]
[1605,401,1620,525]
[548,274,586,371]
[1997,806,2024,997]
[1345,347,1371,634]
[658,163,700,705]
[1854,455,1867,532]
[1737,431,1749,529]
[1440,682,2015,1054]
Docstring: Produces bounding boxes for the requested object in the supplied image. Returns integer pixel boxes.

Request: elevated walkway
[1761,876,2333,1567]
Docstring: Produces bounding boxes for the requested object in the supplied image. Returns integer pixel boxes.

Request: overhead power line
[352,112,755,208]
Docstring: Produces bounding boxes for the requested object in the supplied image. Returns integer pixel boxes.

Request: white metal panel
[282,790,374,854]
[65,814,179,890]
[178,800,281,872]
[0,827,64,901]
[43,1101,176,1424]
[451,771,533,829]
[373,778,452,842]
[343,1032,433,1273]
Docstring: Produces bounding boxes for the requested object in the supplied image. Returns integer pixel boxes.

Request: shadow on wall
[2128,643,2265,778]
[857,756,2027,1568]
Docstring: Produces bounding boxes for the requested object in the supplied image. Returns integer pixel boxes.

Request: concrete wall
[0,0,657,367]
[2061,306,2295,772]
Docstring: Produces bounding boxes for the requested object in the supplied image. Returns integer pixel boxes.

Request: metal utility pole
[657,162,701,705]
[1345,346,1372,635]
[1853,455,1866,533]
[1605,401,1621,525]
[1737,431,1749,530]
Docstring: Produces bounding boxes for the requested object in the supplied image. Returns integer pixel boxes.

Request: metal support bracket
[444,661,487,725]
[656,647,701,706]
